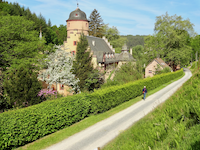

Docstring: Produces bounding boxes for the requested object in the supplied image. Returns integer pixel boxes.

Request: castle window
[149,70,152,73]
[86,23,87,27]
[60,84,64,90]
[72,51,75,55]
[68,23,70,27]
[74,41,77,45]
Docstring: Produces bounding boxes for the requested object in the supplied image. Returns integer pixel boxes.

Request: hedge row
[89,69,184,114]
[0,69,183,149]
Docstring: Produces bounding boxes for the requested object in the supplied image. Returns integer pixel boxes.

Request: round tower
[64,7,89,55]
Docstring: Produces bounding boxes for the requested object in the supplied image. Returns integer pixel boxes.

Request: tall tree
[47,18,52,27]
[72,33,93,91]
[145,12,195,70]
[3,64,43,108]
[0,15,46,71]
[89,9,104,37]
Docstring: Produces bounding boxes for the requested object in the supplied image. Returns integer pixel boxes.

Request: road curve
[44,68,192,150]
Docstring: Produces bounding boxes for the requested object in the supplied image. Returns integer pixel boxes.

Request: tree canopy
[145,12,195,70]
[0,15,48,71]
[89,9,104,37]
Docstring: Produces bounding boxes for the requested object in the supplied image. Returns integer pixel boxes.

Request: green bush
[0,69,183,149]
[0,93,91,150]
[89,69,183,114]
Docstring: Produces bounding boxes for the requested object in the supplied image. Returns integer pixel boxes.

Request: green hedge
[0,94,91,150]
[0,69,183,150]
[89,69,184,114]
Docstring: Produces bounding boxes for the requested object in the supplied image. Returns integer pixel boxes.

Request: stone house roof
[86,36,117,64]
[116,43,135,62]
[146,58,172,70]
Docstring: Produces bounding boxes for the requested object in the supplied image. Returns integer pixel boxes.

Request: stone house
[145,58,172,78]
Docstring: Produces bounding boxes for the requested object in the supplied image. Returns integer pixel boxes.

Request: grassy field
[102,68,200,150]
[15,71,185,150]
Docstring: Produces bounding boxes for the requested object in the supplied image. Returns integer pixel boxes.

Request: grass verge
[15,71,185,150]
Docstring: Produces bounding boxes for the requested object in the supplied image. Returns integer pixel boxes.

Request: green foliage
[50,25,67,45]
[0,1,64,46]
[89,69,183,114]
[132,45,147,74]
[72,34,93,91]
[85,69,104,92]
[145,12,195,70]
[103,69,200,150]
[0,93,91,150]
[126,35,145,48]
[154,64,172,75]
[113,62,142,84]
[3,64,43,108]
[102,24,120,41]
[0,15,46,71]
[189,35,200,62]
[89,9,104,37]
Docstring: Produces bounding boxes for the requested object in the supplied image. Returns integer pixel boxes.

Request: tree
[127,35,145,48]
[132,45,147,74]
[3,64,43,108]
[72,33,93,91]
[102,24,126,53]
[190,35,200,62]
[102,24,120,41]
[113,61,142,84]
[89,9,104,37]
[0,15,46,71]
[111,37,127,53]
[37,45,80,93]
[145,12,195,70]
[85,69,104,92]
[47,18,52,27]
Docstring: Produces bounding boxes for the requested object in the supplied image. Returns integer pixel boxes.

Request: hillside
[103,66,200,150]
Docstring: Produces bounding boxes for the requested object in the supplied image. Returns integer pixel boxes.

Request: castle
[60,6,135,71]
[39,6,135,96]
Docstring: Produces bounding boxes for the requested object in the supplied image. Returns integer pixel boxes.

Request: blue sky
[6,0,200,35]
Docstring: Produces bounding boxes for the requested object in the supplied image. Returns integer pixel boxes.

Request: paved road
[44,68,192,150]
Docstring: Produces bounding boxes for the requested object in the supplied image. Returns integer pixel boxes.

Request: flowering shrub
[38,89,58,101]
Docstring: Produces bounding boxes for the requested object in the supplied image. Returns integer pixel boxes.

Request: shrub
[37,89,58,101]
